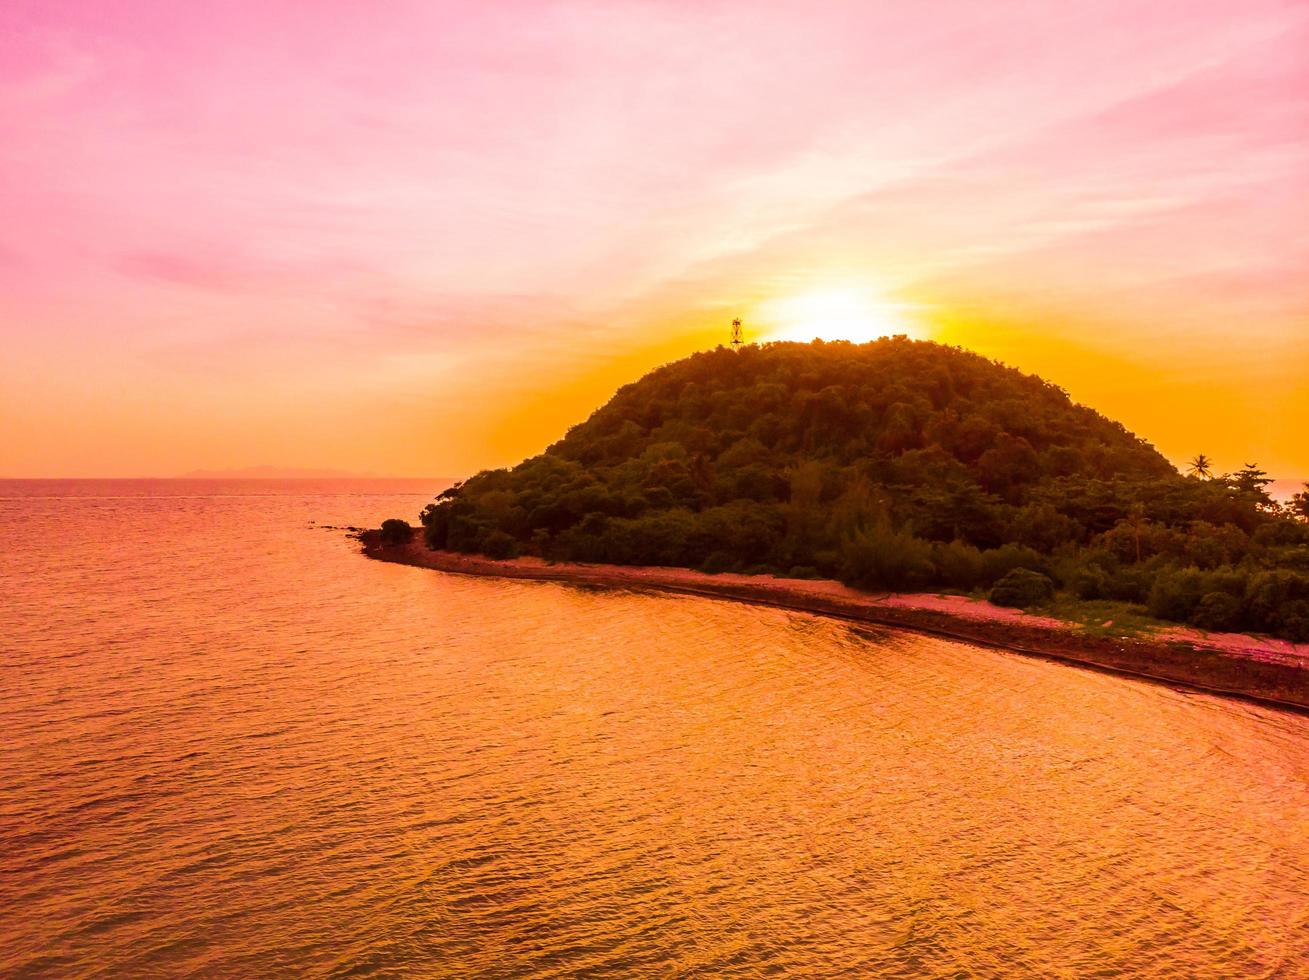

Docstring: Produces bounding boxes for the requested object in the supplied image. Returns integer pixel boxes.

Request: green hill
[412,338,1309,639]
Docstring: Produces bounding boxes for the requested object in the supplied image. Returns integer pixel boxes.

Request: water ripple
[2,480,1308,977]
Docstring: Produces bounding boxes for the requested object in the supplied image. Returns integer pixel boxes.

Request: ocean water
[2,479,1307,977]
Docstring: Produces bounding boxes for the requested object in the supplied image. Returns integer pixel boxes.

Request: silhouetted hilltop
[414,338,1309,640]
[553,338,1173,484]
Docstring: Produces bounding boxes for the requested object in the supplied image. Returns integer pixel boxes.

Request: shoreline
[359,531,1309,713]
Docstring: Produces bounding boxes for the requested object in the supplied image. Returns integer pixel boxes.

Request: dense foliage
[378,518,414,545]
[989,568,1056,608]
[410,338,1309,639]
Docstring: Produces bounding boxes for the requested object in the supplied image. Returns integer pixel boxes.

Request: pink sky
[2,0,1307,478]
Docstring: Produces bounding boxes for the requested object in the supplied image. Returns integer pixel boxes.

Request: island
[365,337,1309,710]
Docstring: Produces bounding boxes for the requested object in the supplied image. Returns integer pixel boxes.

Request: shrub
[1066,562,1110,600]
[988,568,1055,608]
[787,565,821,579]
[1277,601,1309,642]
[700,551,736,574]
[1146,567,1208,622]
[933,539,985,590]
[1181,522,1248,568]
[481,530,519,560]
[1055,549,1116,600]
[554,513,610,562]
[1009,502,1081,551]
[610,509,700,566]
[1244,570,1309,641]
[1267,545,1309,572]
[812,549,842,576]
[447,515,492,553]
[1252,521,1309,548]
[379,518,414,546]
[978,543,1046,586]
[838,524,936,591]
[1102,563,1153,604]
[1189,591,1242,633]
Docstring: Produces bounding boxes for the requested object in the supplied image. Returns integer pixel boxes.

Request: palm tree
[1187,453,1213,479]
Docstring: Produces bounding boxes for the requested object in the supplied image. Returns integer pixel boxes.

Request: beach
[360,530,1309,712]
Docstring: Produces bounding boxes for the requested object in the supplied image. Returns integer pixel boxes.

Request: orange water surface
[2,480,1307,976]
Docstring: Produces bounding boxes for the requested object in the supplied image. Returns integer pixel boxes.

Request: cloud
[116,250,250,292]
[3,0,1307,475]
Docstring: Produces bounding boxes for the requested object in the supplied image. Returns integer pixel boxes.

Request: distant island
[182,465,384,479]
[368,337,1309,706]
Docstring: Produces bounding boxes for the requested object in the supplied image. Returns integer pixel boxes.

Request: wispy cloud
[2,0,1306,475]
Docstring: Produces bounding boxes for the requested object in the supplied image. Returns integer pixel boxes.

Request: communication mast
[730,317,744,349]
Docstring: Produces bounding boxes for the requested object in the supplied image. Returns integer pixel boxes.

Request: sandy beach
[358,531,1309,712]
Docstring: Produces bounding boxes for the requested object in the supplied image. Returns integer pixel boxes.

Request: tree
[988,568,1055,608]
[406,339,1309,641]
[379,518,414,546]
[1231,462,1274,510]
[1291,483,1309,523]
[1187,453,1213,479]
[1124,502,1150,564]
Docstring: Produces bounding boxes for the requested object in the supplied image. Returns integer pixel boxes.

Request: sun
[757,286,921,344]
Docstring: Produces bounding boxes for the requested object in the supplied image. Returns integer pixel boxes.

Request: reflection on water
[2,480,1307,976]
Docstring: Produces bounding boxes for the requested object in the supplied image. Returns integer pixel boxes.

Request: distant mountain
[179,466,383,479]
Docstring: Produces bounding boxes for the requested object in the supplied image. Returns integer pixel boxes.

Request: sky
[2,0,1307,479]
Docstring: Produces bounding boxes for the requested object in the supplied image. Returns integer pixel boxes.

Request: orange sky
[2,1,1306,479]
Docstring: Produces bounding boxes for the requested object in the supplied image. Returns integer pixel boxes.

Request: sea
[2,479,1307,976]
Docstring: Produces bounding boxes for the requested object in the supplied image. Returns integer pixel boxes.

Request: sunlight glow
[757,286,923,345]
